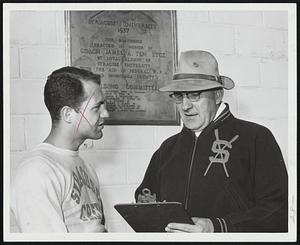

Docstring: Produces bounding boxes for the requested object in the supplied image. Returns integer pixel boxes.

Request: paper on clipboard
[114,202,194,232]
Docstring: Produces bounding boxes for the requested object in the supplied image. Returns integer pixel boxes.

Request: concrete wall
[9,10,288,232]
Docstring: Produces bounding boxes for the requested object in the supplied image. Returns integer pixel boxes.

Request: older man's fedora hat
[159,50,235,92]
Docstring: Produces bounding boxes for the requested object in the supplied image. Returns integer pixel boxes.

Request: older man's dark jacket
[135,104,288,232]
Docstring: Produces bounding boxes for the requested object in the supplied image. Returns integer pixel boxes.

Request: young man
[135,50,288,232]
[11,67,109,232]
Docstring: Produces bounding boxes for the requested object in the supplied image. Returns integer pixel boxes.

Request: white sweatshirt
[11,143,106,233]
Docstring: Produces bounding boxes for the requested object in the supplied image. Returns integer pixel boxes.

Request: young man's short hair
[44,66,101,122]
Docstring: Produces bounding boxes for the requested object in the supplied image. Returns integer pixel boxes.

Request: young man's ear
[60,106,77,123]
[215,89,224,104]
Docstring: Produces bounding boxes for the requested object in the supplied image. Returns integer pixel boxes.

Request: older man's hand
[165,217,214,233]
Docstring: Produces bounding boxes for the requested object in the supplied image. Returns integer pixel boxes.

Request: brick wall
[9,10,288,232]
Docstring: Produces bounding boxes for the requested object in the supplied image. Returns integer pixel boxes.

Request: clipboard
[114,202,194,232]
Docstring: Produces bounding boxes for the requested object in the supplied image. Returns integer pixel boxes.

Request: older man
[11,67,109,232]
[135,50,288,232]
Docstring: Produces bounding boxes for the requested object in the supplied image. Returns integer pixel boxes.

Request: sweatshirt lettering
[71,166,101,204]
[80,202,103,221]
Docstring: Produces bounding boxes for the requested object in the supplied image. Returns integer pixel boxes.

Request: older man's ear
[215,89,224,105]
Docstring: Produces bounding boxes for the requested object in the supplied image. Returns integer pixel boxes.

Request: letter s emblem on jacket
[204,129,239,177]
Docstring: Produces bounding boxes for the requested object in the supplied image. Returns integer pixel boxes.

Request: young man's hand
[165,217,214,233]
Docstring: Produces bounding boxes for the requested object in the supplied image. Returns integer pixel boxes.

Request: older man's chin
[183,120,206,132]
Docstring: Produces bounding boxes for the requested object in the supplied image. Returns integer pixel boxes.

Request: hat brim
[159,76,235,92]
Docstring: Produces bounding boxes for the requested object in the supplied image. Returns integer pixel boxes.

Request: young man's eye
[94,101,105,110]
[93,106,100,111]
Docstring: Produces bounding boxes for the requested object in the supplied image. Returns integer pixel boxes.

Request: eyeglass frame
[169,91,204,104]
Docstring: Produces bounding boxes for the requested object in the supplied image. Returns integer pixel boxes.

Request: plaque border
[65,10,180,126]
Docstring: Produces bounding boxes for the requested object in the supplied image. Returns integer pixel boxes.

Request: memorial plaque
[66,11,179,125]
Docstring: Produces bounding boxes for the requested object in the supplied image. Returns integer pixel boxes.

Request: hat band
[173,73,222,84]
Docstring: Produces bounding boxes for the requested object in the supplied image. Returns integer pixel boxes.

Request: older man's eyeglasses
[169,91,202,103]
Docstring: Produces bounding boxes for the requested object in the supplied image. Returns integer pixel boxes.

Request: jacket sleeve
[134,149,162,202]
[216,127,288,232]
[11,158,68,232]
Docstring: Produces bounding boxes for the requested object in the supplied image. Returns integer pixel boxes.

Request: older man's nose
[181,96,193,111]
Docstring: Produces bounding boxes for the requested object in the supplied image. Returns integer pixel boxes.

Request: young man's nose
[100,108,109,118]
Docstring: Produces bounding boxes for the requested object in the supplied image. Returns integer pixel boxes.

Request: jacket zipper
[182,106,231,210]
[184,135,198,210]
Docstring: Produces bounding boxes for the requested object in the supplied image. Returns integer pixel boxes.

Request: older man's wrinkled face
[174,89,223,132]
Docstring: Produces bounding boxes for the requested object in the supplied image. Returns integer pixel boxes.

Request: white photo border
[3,2,297,242]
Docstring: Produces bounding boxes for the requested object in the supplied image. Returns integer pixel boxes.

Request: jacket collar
[181,103,233,137]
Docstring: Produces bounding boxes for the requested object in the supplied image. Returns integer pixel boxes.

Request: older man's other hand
[165,217,214,233]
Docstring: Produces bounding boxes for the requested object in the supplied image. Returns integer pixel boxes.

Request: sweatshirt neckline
[38,143,79,157]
